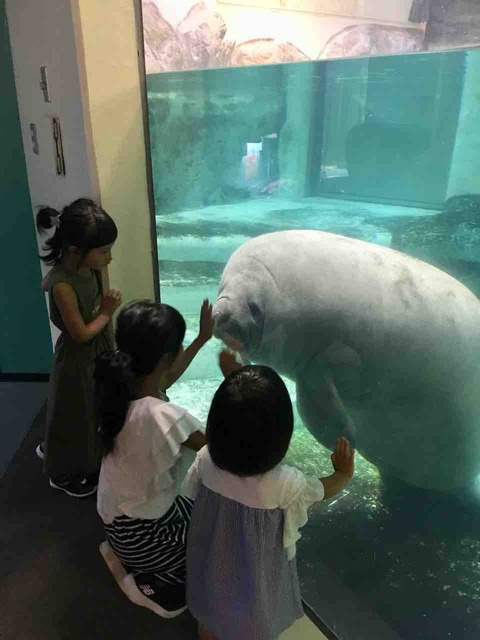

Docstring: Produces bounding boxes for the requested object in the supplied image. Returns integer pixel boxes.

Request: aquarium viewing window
[140,2,480,639]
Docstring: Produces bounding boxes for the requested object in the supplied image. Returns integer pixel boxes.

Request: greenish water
[147,49,480,639]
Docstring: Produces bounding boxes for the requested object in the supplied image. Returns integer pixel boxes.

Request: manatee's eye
[248,301,262,320]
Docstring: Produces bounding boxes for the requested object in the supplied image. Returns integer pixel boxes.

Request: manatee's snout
[213,297,231,336]
[213,297,246,352]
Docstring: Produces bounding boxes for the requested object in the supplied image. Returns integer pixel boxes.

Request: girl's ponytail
[37,207,64,265]
[36,206,59,231]
[95,350,136,454]
[36,199,117,266]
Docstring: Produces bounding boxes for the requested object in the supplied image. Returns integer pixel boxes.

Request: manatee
[213,230,480,492]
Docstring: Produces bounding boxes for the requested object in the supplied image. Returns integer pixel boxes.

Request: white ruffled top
[183,446,325,560]
[97,396,203,523]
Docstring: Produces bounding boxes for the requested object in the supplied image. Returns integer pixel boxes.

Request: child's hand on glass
[219,350,242,378]
[198,299,214,344]
[331,437,355,478]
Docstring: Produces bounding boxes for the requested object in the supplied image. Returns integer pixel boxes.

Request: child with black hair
[184,351,355,640]
[95,300,214,618]
[36,198,121,498]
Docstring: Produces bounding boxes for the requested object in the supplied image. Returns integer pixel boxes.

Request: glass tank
[146,49,480,639]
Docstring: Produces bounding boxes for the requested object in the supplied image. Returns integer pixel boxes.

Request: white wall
[6,0,155,344]
[217,1,415,24]
[5,0,99,344]
[5,0,98,226]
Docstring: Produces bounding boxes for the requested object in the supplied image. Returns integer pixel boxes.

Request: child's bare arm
[320,437,355,500]
[219,350,243,377]
[164,300,214,389]
[53,283,121,344]
[183,430,207,452]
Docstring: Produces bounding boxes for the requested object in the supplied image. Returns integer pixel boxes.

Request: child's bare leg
[198,624,216,640]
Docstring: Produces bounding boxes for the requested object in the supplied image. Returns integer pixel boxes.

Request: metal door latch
[52,117,66,176]
[30,123,40,155]
[40,66,51,103]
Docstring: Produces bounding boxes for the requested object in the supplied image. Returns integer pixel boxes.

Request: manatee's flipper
[296,357,356,450]
[323,340,363,400]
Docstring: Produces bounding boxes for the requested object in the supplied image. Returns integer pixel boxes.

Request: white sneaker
[121,574,187,619]
[99,542,187,619]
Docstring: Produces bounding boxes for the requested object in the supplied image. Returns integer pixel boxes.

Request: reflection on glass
[146,49,480,639]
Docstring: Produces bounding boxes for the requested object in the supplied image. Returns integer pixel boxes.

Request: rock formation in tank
[177,1,234,70]
[392,194,480,294]
[147,65,286,212]
[142,1,185,73]
[143,1,234,73]
[142,1,309,73]
[319,24,424,60]
[230,39,310,67]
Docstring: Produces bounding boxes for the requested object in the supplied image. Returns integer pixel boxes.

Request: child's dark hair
[37,198,118,265]
[95,301,186,454]
[207,365,294,476]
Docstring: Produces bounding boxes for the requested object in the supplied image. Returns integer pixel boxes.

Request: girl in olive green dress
[36,198,121,498]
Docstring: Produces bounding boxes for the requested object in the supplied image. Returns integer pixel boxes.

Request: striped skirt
[104,496,193,586]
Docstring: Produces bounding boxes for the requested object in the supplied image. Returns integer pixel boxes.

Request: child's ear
[167,351,180,367]
[159,352,176,369]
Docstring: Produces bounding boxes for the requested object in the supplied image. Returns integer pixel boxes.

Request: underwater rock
[177,2,234,69]
[393,194,480,292]
[147,68,285,212]
[142,1,184,74]
[319,24,424,60]
[214,230,480,492]
[230,39,310,67]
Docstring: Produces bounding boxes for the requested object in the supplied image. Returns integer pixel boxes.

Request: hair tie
[114,349,131,363]
[51,213,62,229]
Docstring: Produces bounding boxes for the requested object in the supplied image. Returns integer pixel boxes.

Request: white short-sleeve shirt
[183,446,325,559]
[97,396,203,523]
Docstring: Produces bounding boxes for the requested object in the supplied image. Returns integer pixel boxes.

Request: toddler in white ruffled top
[183,351,355,640]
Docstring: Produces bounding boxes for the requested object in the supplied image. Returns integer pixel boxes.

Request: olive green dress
[44,266,112,479]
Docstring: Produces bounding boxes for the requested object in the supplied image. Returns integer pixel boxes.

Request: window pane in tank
[145,47,480,640]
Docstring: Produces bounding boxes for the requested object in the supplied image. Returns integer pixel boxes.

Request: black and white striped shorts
[105,496,193,586]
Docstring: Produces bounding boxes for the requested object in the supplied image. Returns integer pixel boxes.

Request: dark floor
[0,405,199,640]
[0,381,48,477]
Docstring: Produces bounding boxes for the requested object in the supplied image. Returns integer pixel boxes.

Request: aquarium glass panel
[146,46,480,640]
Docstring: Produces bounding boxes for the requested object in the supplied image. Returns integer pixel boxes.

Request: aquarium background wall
[142,2,480,638]
[142,0,480,74]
